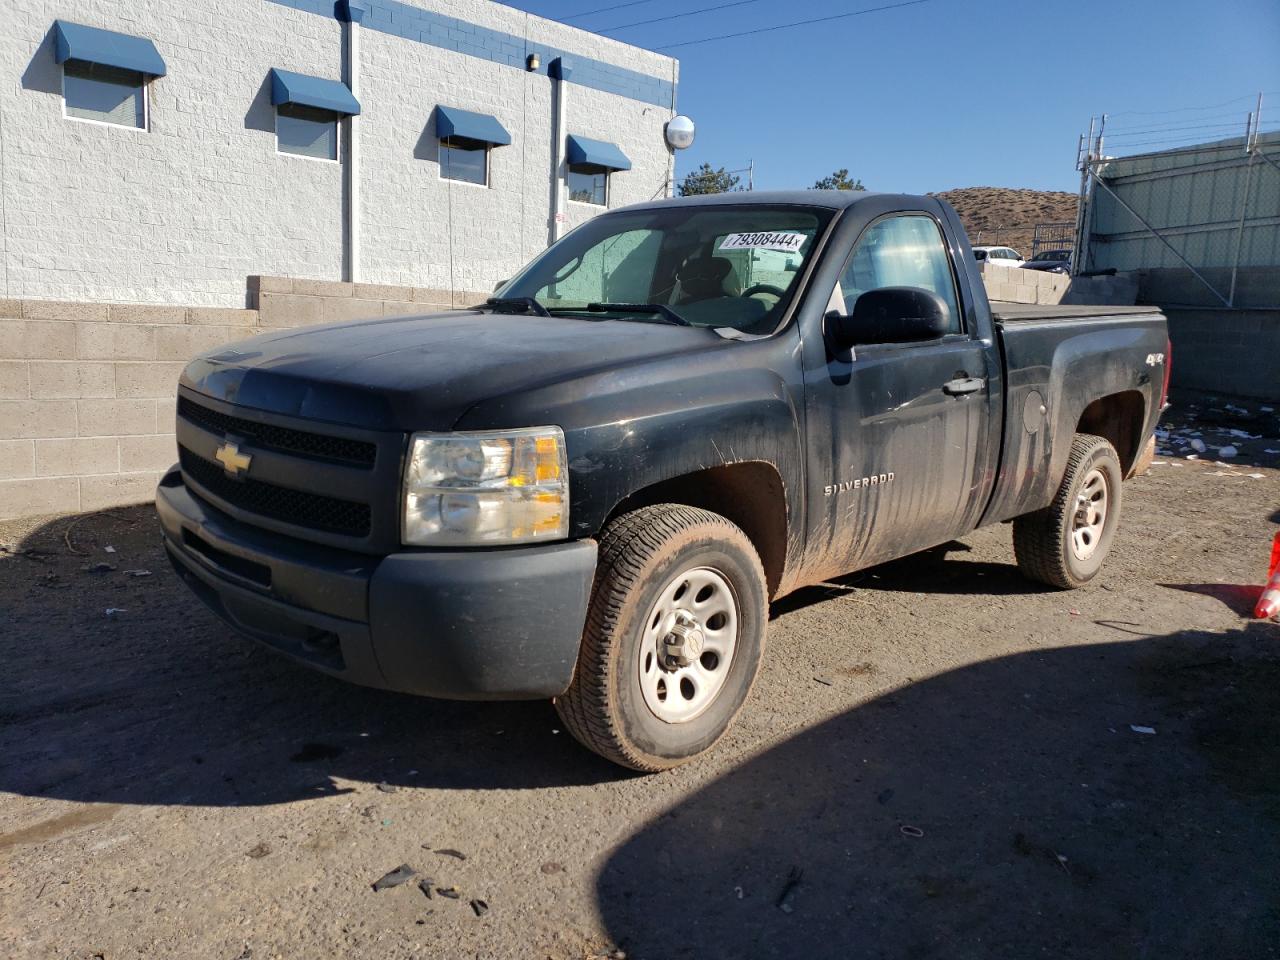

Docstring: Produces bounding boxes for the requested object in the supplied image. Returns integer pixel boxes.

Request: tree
[812,169,866,191]
[679,163,743,196]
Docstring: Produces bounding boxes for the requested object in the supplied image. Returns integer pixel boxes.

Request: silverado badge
[215,441,252,478]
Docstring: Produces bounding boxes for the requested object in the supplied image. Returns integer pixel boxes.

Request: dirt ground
[2,396,1279,960]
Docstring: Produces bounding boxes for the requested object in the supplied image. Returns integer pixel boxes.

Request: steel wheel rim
[638,566,739,724]
[1070,467,1108,561]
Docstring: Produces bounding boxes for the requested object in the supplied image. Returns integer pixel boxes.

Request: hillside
[930,187,1079,257]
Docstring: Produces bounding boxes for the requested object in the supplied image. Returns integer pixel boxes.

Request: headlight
[402,427,569,546]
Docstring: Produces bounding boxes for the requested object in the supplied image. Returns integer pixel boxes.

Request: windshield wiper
[584,303,691,326]
[482,296,550,317]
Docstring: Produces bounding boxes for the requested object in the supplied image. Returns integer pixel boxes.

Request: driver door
[802,210,996,575]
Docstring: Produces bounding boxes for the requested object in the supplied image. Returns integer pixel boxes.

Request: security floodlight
[665,115,695,150]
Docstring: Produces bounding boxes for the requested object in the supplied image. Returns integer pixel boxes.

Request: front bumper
[156,467,597,700]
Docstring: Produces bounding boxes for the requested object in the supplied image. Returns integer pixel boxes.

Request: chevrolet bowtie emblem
[214,441,252,478]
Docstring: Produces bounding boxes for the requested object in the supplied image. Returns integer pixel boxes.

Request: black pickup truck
[158,191,1169,770]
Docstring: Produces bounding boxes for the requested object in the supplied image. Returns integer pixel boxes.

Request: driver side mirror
[826,287,951,349]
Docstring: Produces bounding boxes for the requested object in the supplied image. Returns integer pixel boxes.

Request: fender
[456,331,806,571]
[981,317,1162,524]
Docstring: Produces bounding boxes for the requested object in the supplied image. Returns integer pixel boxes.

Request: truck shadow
[0,506,623,805]
[772,542,1045,618]
[2,511,1055,808]
[595,625,1280,960]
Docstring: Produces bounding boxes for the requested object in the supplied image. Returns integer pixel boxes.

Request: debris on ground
[540,862,564,875]
[81,562,116,574]
[105,608,127,617]
[1156,394,1280,469]
[246,842,272,859]
[435,886,461,899]
[469,898,489,917]
[1130,725,1157,735]
[376,782,397,793]
[417,878,434,899]
[436,848,467,860]
[371,864,417,891]
[123,569,152,577]
[813,675,834,686]
[104,545,116,553]
[900,825,925,838]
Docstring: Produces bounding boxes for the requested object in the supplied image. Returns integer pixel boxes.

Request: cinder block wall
[0,298,259,518]
[980,264,1139,306]
[0,281,494,521]
[1,0,677,307]
[1164,308,1280,402]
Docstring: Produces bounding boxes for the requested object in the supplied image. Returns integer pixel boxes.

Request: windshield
[496,204,835,335]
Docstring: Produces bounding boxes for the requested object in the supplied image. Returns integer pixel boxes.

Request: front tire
[555,504,768,772]
[1013,433,1123,589]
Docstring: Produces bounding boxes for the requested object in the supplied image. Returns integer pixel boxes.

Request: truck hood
[181,310,730,432]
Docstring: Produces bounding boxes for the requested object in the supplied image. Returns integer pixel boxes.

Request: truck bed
[991,303,1161,322]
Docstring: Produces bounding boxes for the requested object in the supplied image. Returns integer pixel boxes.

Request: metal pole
[1071,119,1095,276]
[344,14,361,282]
[1228,152,1256,307]
[1087,169,1231,307]
[748,159,754,192]
[550,75,567,242]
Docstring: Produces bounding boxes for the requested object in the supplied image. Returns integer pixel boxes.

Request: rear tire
[1013,433,1123,589]
[555,504,768,772]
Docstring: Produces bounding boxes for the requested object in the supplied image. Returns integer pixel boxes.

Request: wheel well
[606,462,788,598]
[1077,391,1146,474]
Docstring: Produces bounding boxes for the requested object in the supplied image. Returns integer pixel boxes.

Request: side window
[277,103,339,161]
[835,215,962,336]
[440,136,488,185]
[64,61,146,129]
[567,164,609,206]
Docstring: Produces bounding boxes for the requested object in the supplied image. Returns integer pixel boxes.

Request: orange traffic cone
[1256,530,1280,620]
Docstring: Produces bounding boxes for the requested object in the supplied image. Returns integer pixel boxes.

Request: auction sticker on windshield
[718,232,806,253]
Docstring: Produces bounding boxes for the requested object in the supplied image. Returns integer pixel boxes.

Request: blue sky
[501,0,1280,194]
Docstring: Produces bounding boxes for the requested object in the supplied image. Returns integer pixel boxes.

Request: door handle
[943,376,985,396]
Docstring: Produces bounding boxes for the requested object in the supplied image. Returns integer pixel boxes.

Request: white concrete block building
[0,0,679,520]
[0,0,680,306]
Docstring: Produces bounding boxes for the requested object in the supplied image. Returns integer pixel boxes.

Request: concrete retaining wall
[249,276,486,324]
[0,281,492,521]
[1164,308,1280,402]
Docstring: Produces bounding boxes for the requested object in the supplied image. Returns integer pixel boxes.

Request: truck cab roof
[621,189,903,213]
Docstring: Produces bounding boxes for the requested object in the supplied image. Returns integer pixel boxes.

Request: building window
[440,136,489,185]
[63,60,146,129]
[568,164,609,206]
[276,103,339,161]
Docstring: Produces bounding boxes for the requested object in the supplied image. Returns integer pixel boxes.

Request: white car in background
[972,246,1024,268]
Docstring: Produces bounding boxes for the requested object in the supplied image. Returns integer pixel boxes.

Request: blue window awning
[566,135,631,172]
[269,68,361,116]
[436,106,511,147]
[53,20,166,77]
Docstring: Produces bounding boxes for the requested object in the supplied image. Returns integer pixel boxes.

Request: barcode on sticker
[718,232,805,253]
